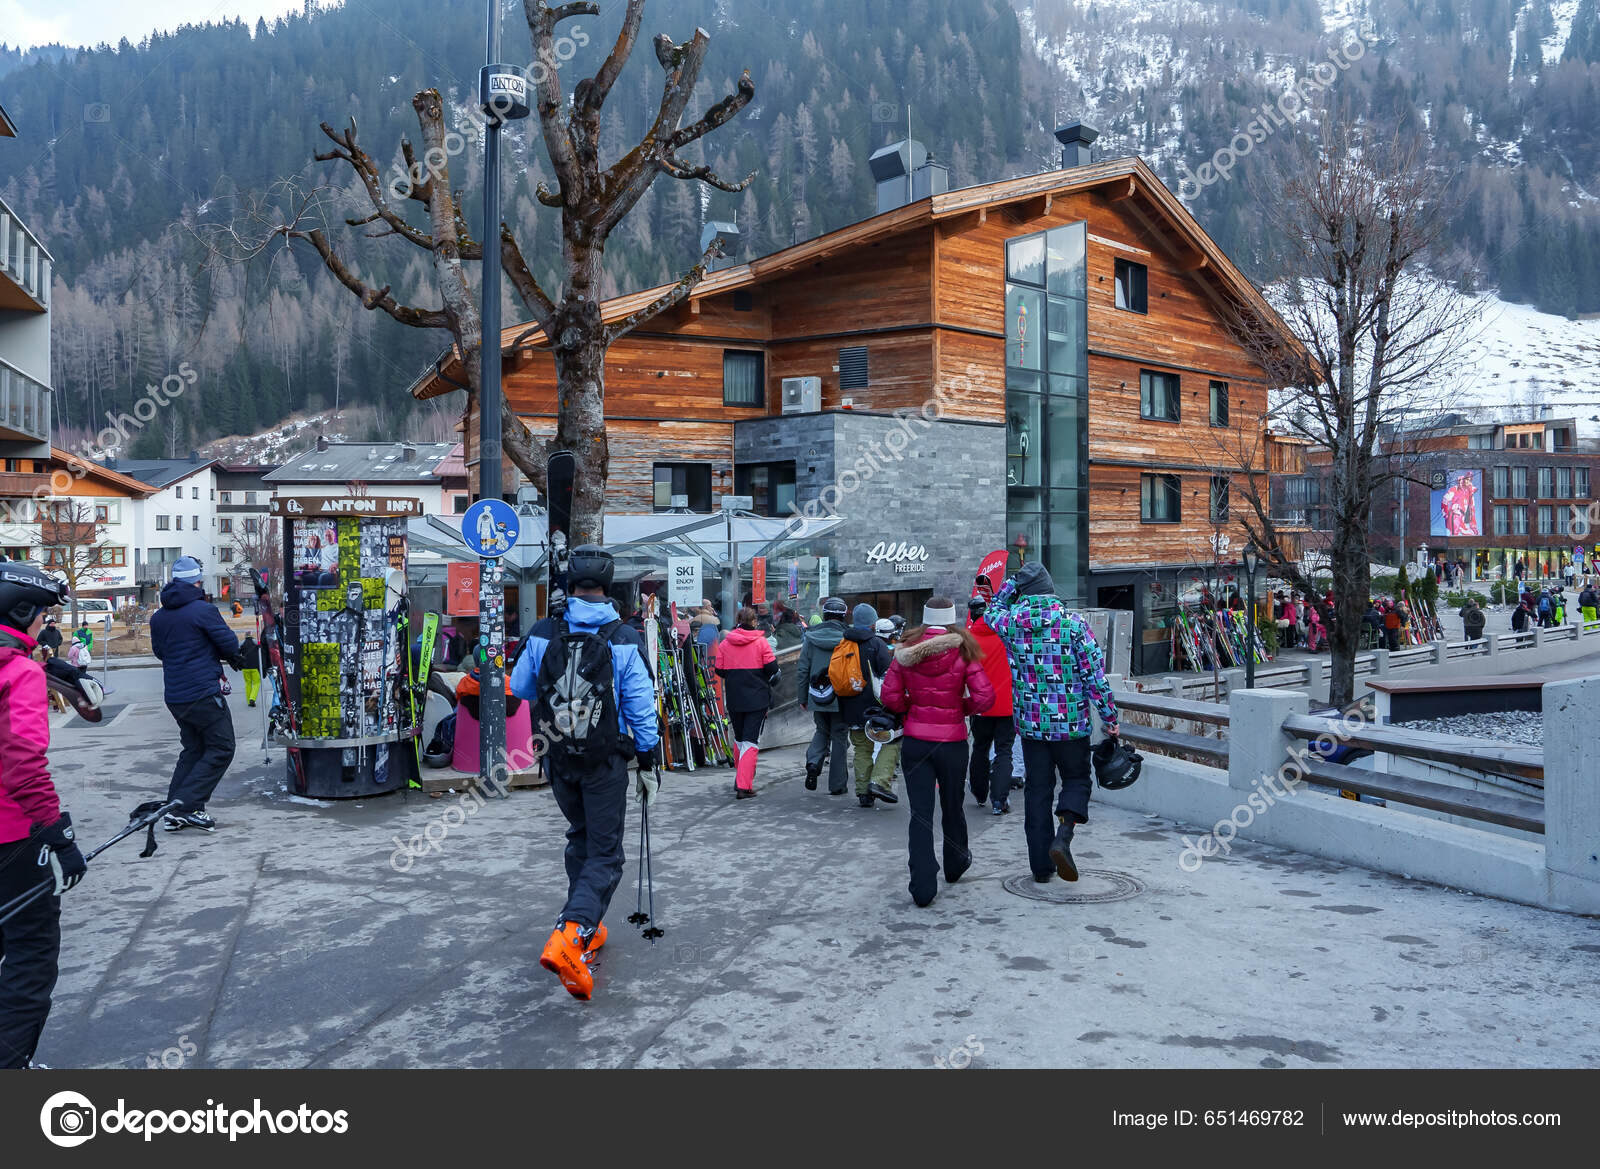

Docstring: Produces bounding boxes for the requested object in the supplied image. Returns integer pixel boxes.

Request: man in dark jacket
[842,603,895,807]
[35,617,61,658]
[149,558,241,832]
[1461,599,1486,642]
[797,596,851,794]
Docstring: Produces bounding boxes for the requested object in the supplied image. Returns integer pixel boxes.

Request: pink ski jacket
[0,629,59,844]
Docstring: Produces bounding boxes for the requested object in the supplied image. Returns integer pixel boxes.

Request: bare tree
[233,516,284,592]
[1220,124,1480,707]
[38,500,117,626]
[203,0,753,545]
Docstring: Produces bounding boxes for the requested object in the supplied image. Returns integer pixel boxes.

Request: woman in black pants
[880,598,995,907]
[714,608,780,799]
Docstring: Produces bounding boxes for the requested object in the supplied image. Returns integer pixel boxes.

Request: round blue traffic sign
[462,498,520,558]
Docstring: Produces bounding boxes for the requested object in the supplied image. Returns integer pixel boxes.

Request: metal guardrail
[1281,713,1543,784]
[0,357,49,443]
[0,197,51,307]
[1300,758,1544,834]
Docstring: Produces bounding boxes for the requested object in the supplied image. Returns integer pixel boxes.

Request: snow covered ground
[1455,295,1600,443]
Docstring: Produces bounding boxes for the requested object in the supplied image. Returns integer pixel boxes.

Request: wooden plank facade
[426,154,1289,609]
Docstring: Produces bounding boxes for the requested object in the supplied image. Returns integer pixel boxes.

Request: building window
[1469,433,1492,449]
[1537,467,1553,498]
[1557,467,1572,499]
[1537,505,1554,536]
[220,491,232,505]
[156,515,170,531]
[94,504,110,524]
[735,462,797,518]
[1141,474,1181,523]
[1114,258,1147,313]
[453,496,469,514]
[1512,505,1528,535]
[1209,381,1228,427]
[1006,221,1089,604]
[1209,475,1229,522]
[1493,505,1509,536]
[193,515,199,530]
[1511,467,1528,498]
[245,491,257,506]
[210,489,216,501]
[1492,466,1508,497]
[653,464,712,512]
[1577,468,1590,498]
[722,350,765,408]
[219,545,233,563]
[100,546,127,567]
[838,346,869,391]
[219,518,233,534]
[1139,370,1180,422]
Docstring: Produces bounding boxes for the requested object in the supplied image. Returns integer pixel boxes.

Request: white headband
[922,603,957,626]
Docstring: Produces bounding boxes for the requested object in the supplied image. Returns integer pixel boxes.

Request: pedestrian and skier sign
[461,498,519,558]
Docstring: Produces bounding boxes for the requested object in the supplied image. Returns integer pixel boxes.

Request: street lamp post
[476,7,530,786]
[1242,542,1260,689]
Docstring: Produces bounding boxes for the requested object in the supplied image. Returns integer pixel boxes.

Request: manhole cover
[1002,869,1145,904]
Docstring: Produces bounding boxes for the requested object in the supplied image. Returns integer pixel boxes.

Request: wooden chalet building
[411,126,1300,672]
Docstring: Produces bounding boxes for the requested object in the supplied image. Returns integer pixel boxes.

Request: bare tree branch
[605,236,723,344]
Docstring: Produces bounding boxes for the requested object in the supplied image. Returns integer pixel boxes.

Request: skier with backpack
[0,562,87,1068]
[796,596,852,795]
[509,546,659,1001]
[842,604,896,808]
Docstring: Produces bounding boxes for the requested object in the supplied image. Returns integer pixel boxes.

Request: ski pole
[0,800,181,928]
[639,795,662,940]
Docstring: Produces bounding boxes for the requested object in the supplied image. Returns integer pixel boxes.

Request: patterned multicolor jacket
[985,580,1118,740]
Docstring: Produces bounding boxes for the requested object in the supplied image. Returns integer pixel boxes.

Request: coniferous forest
[0,0,1596,455]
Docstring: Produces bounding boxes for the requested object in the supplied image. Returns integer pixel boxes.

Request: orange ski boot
[540,921,595,999]
[586,922,608,953]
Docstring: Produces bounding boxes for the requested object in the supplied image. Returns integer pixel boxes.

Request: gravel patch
[1396,710,1543,746]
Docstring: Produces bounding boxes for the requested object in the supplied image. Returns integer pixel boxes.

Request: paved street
[29,665,1597,1069]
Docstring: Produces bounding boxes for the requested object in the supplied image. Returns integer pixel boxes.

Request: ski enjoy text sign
[668,556,701,610]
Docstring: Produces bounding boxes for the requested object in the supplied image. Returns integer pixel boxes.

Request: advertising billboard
[1431,469,1483,538]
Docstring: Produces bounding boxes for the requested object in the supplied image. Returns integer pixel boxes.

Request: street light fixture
[1241,542,1260,689]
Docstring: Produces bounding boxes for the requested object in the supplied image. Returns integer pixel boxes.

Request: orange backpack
[827,638,866,697]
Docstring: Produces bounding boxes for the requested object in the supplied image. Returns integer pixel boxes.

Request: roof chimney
[400,443,417,462]
[699,220,740,272]
[315,434,329,452]
[1054,121,1099,168]
[868,138,929,214]
[189,449,200,463]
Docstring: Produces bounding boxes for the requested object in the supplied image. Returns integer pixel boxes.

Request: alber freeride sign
[866,541,930,574]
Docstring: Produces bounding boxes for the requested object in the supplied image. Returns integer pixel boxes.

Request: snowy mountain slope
[1454,296,1600,440]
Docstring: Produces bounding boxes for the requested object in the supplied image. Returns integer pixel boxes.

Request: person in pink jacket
[713,608,780,800]
[881,597,995,907]
[0,561,87,1068]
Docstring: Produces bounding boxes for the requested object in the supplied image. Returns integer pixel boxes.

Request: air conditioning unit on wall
[781,376,822,414]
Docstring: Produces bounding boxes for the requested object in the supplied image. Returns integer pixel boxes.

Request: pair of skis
[252,568,307,795]
[397,598,439,787]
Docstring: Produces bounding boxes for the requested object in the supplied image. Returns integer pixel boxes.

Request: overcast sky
[0,1,310,50]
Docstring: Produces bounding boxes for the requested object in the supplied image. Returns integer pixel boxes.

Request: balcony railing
[0,196,51,309]
[0,357,51,444]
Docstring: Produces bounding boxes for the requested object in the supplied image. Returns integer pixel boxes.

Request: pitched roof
[262,441,455,484]
[48,449,158,496]
[105,457,218,490]
[410,154,1303,400]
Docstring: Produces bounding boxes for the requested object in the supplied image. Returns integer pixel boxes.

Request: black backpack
[534,617,625,767]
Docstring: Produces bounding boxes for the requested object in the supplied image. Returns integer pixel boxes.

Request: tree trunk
[551,293,609,546]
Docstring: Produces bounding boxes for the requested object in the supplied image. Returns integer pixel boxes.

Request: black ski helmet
[0,560,68,630]
[967,595,987,621]
[820,595,848,619]
[568,545,614,590]
[1093,737,1144,790]
[863,706,902,745]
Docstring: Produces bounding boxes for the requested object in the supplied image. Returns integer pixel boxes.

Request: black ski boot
[804,764,820,791]
[1048,817,1078,882]
[858,793,874,808]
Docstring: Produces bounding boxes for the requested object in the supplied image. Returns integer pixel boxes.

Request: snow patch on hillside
[1455,295,1600,440]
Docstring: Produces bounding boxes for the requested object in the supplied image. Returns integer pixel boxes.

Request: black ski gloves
[33,811,87,893]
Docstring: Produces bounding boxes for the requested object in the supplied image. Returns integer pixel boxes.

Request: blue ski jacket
[150,581,242,704]
[509,595,659,755]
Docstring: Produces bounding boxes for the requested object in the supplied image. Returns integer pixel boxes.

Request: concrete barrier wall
[1093,679,1600,917]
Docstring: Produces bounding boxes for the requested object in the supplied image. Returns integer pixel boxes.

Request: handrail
[1282,713,1544,783]
[1112,689,1230,727]
[1300,758,1544,834]
[1118,723,1230,768]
